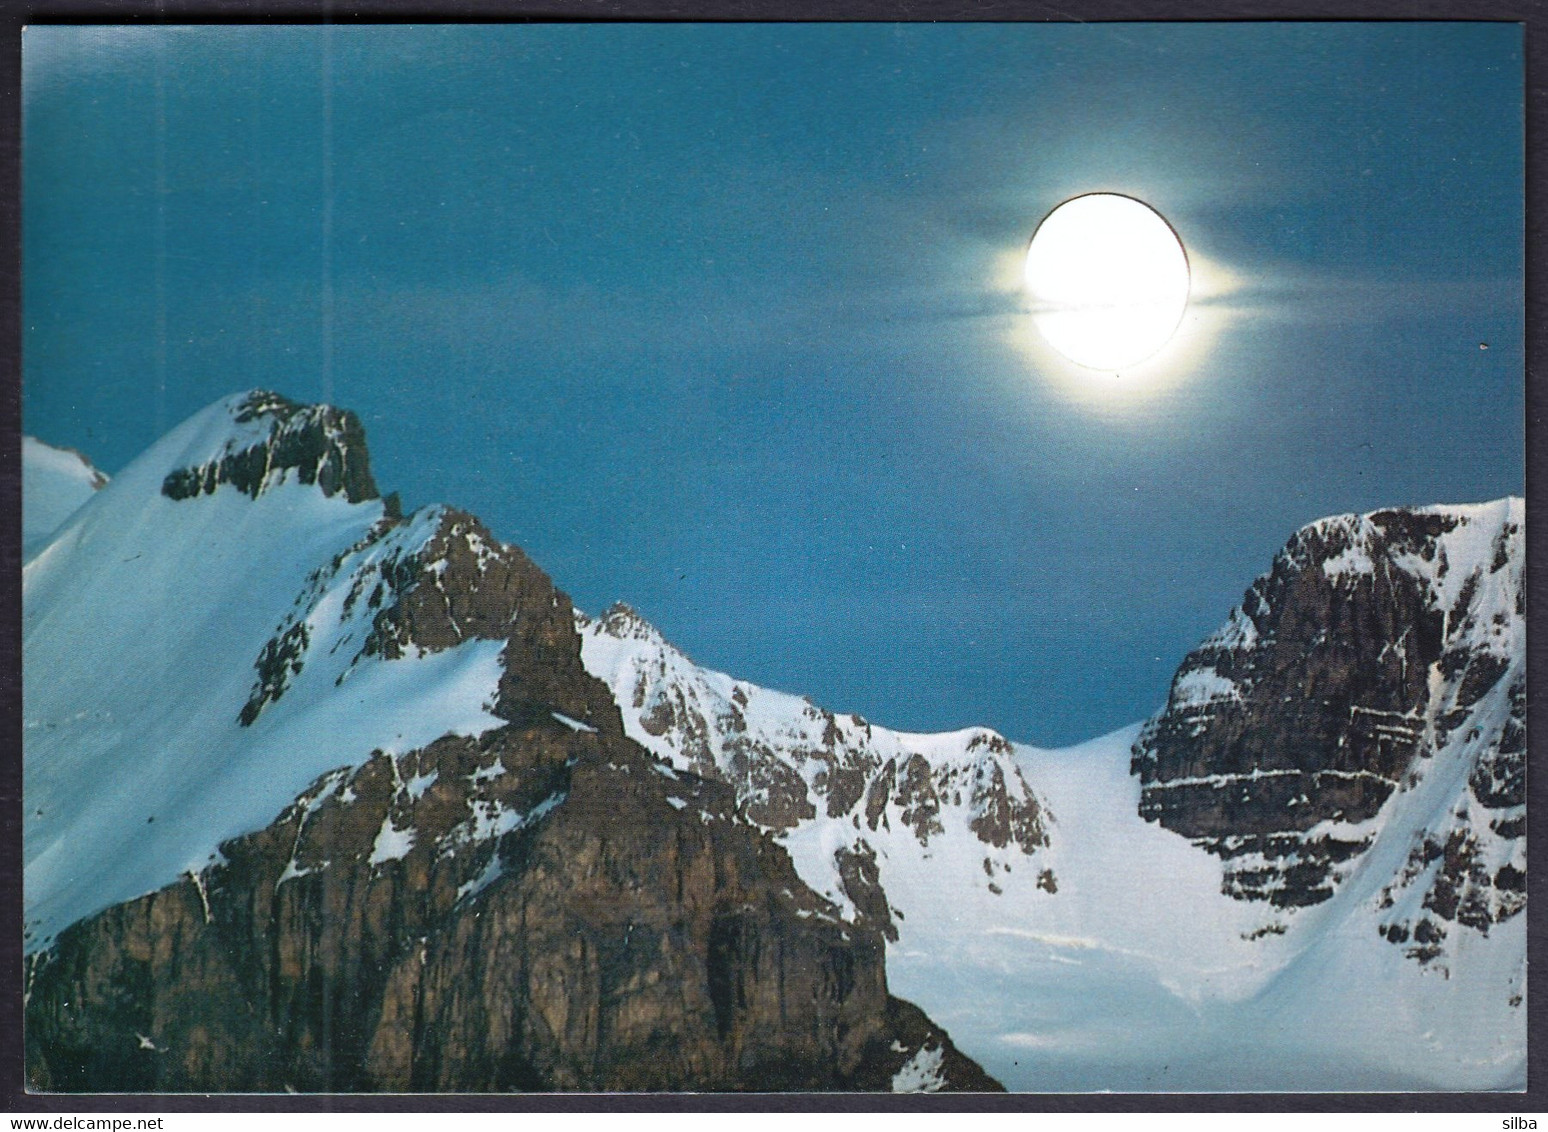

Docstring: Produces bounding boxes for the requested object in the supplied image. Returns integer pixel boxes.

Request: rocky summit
[579,602,1053,942]
[21,389,1526,1093]
[1132,501,1525,960]
[21,391,998,1094]
[571,501,1525,1091]
[161,390,378,505]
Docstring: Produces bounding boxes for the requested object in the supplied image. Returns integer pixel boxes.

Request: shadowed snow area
[894,727,1523,1092]
[580,508,1526,1092]
[23,395,507,953]
[23,436,108,558]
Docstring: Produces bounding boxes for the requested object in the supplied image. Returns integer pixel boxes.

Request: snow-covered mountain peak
[1134,496,1524,976]
[578,603,1044,832]
[24,397,1001,1094]
[23,435,108,491]
[23,436,108,557]
[578,498,1524,1091]
[1289,497,1520,610]
[1182,498,1523,714]
[158,389,379,505]
[1283,500,1520,637]
[22,395,1526,1090]
[578,604,1052,946]
[588,601,664,643]
[22,395,512,953]
[243,499,617,737]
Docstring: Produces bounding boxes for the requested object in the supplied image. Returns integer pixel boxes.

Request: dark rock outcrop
[834,844,897,942]
[28,396,998,1093]
[582,603,1048,850]
[240,505,615,735]
[578,604,1054,940]
[163,391,378,505]
[1132,501,1525,952]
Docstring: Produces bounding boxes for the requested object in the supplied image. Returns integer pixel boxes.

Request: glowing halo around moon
[1024,193,1191,373]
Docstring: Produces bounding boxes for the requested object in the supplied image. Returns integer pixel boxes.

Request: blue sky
[23,23,1523,745]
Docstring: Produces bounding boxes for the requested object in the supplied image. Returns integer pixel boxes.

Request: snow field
[22,436,107,558]
[24,398,509,952]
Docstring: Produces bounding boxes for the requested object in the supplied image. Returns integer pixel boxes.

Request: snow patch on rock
[891,1044,946,1093]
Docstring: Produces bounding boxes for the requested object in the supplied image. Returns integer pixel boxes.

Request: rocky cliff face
[24,391,999,1094]
[1131,501,1525,962]
[239,504,615,736]
[578,603,1053,942]
[27,720,994,1092]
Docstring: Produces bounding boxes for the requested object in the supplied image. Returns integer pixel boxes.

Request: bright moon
[1024,194,1190,372]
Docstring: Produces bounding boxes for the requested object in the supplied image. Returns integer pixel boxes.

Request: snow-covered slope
[579,603,1053,945]
[578,502,1526,1092]
[577,607,1286,1090]
[1116,499,1527,1089]
[24,391,1524,1091]
[992,727,1519,1092]
[23,393,509,952]
[22,391,1002,1094]
[1134,500,1526,936]
[23,436,108,558]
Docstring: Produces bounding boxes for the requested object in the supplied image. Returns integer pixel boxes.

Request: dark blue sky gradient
[23,23,1523,745]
